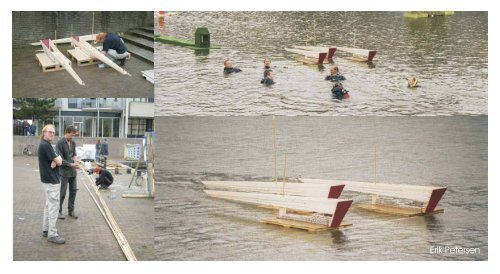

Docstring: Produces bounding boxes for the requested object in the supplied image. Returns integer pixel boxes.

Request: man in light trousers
[38,124,65,244]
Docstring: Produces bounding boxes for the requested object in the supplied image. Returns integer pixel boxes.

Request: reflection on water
[155,11,487,116]
[154,116,487,260]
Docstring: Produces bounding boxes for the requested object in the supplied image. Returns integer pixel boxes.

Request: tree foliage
[13,98,56,122]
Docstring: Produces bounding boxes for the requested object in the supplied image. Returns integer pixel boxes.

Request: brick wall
[13,11,153,48]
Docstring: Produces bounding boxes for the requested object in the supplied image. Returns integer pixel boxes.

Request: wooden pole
[80,167,138,261]
[92,12,95,41]
[273,116,277,184]
[372,144,378,204]
[282,149,286,195]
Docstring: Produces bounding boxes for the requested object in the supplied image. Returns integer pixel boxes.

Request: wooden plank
[284,48,327,64]
[332,46,377,61]
[356,203,444,217]
[36,53,64,72]
[261,218,351,232]
[80,167,137,261]
[141,69,154,84]
[202,180,345,199]
[293,46,336,59]
[39,39,85,85]
[204,190,349,215]
[31,34,97,46]
[67,48,101,66]
[71,37,131,76]
[300,178,445,203]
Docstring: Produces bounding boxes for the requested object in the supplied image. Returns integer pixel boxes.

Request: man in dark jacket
[96,32,129,66]
[56,126,81,219]
[94,166,114,189]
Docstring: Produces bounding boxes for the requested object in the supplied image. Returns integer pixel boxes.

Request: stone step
[128,29,154,41]
[139,26,154,33]
[123,34,154,50]
[126,43,153,64]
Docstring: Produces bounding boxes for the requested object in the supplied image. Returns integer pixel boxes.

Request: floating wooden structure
[332,46,377,62]
[284,48,328,65]
[204,190,353,228]
[155,27,220,50]
[404,11,455,18]
[141,69,154,84]
[31,34,97,46]
[299,178,446,215]
[202,180,345,198]
[292,46,336,60]
[37,39,85,86]
[71,36,132,76]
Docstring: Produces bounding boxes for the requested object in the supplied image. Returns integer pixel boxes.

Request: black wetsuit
[325,74,346,81]
[331,83,349,100]
[261,78,275,86]
[223,67,242,74]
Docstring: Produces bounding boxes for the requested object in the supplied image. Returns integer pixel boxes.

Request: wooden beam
[201,181,345,198]
[80,167,137,261]
[71,36,132,76]
[40,39,85,86]
[204,190,352,227]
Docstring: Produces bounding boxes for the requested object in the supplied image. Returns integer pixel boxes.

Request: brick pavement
[12,45,153,98]
[13,156,154,261]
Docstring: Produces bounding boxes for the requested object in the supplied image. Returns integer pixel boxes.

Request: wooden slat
[31,34,97,46]
[71,37,131,76]
[141,69,154,84]
[67,48,101,66]
[300,178,445,203]
[80,167,137,261]
[284,48,323,59]
[202,180,344,198]
[293,46,336,59]
[204,190,350,215]
[356,204,444,216]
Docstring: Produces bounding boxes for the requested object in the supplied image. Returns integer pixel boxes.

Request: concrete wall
[13,11,154,48]
[13,136,143,159]
[129,102,155,118]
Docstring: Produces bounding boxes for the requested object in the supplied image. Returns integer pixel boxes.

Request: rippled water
[155,11,487,116]
[154,116,488,260]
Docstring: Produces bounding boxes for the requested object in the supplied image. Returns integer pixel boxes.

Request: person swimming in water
[407,77,418,88]
[223,59,242,74]
[325,66,346,81]
[264,58,271,69]
[331,82,349,100]
[261,69,275,86]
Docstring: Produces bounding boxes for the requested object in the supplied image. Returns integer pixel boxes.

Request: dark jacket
[261,78,275,86]
[325,74,346,81]
[96,169,114,187]
[56,137,77,177]
[103,33,127,54]
[223,67,242,74]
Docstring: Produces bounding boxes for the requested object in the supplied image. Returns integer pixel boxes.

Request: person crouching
[93,167,114,190]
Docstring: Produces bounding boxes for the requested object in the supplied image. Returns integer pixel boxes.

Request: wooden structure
[155,27,220,50]
[404,11,455,18]
[70,36,132,76]
[37,39,85,86]
[31,34,97,46]
[202,180,345,199]
[80,167,137,260]
[67,48,101,66]
[300,178,446,215]
[204,190,353,228]
[141,70,154,84]
[284,48,328,65]
[292,46,337,60]
[333,46,377,62]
